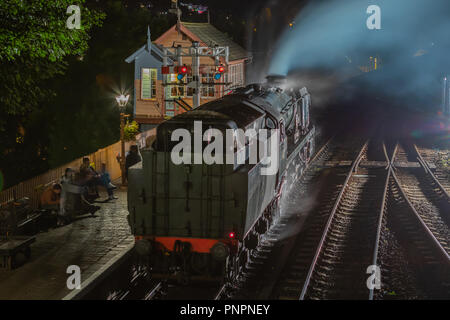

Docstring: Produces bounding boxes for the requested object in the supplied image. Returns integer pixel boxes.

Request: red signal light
[228,232,235,239]
[218,66,225,73]
[180,66,188,74]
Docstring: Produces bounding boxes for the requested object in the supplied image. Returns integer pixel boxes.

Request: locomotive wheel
[225,255,238,283]
[255,219,267,234]
[244,231,258,250]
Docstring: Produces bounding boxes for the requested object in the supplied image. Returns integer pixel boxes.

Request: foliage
[0,0,104,187]
[0,0,105,128]
[124,121,140,142]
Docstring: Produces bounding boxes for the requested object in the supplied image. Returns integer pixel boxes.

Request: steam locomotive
[127,76,315,282]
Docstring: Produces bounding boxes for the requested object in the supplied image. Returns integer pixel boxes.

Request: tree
[0,0,104,188]
[0,0,104,128]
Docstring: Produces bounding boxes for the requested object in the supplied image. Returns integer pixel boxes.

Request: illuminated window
[141,68,157,99]
[202,73,215,98]
[166,74,185,98]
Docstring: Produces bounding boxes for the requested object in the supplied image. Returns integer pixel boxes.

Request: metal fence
[0,129,155,209]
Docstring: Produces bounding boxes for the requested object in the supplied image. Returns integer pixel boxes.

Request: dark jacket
[125,152,142,178]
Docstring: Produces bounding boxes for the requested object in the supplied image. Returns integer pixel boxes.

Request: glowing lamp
[116,94,130,107]
[228,232,235,239]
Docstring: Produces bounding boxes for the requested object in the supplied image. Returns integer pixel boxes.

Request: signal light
[177,65,189,81]
[215,65,226,80]
[228,232,235,239]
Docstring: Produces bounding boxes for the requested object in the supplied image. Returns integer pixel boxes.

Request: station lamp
[115,94,130,186]
[116,94,130,108]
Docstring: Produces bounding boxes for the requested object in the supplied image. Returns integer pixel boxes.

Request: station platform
[0,188,133,300]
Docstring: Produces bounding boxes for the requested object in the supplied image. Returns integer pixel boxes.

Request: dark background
[1,0,308,189]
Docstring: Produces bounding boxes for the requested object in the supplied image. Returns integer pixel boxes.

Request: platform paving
[0,188,133,300]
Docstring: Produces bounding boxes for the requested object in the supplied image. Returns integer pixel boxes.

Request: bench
[0,236,36,270]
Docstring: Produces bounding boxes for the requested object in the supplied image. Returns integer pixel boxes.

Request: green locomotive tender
[128,76,315,280]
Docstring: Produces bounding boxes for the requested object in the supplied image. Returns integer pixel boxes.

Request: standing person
[125,145,142,179]
[100,163,118,200]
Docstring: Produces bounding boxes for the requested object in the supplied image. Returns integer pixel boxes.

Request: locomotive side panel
[128,148,248,241]
[244,163,277,236]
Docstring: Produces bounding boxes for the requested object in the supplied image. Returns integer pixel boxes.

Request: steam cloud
[269,0,450,109]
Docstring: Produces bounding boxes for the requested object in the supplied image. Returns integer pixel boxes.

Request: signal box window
[166,74,185,98]
[141,68,157,99]
[202,73,215,98]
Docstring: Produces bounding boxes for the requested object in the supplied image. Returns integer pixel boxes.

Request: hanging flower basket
[124,120,139,142]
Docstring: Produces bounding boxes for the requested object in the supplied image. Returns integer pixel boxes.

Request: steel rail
[368,142,393,300]
[414,145,450,200]
[143,282,164,300]
[214,136,335,301]
[391,143,450,264]
[299,140,369,300]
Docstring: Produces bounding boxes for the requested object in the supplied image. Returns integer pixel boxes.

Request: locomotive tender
[127,76,315,281]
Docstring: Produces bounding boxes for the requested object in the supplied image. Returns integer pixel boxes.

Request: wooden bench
[0,236,36,270]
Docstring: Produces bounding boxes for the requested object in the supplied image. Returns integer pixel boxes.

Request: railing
[0,129,155,209]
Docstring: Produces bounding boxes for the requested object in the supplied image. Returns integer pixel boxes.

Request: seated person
[100,163,117,201]
[80,157,101,198]
[40,184,62,212]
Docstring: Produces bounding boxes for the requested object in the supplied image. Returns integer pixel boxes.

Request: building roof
[125,43,168,64]
[181,22,250,61]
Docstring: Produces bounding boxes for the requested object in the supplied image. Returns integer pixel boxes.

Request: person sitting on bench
[40,184,62,212]
[80,157,101,199]
[100,163,117,201]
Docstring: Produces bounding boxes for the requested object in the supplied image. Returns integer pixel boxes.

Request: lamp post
[116,94,130,186]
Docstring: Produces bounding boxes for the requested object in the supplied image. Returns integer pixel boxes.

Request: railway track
[270,137,449,300]
[216,135,369,300]
[106,266,167,300]
[78,136,449,300]
[375,173,450,299]
[394,143,450,255]
[297,140,390,300]
[415,145,450,193]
